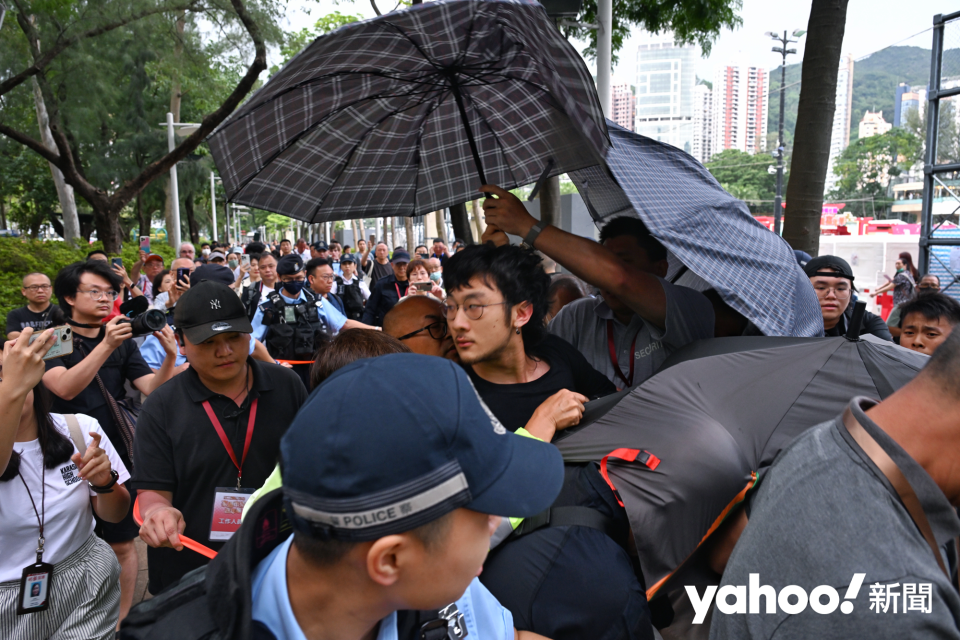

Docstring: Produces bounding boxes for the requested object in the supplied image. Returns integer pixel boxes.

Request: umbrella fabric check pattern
[208,0,608,223]
[570,122,824,338]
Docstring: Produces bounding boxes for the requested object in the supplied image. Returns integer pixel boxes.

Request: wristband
[89,469,119,494]
[523,221,547,248]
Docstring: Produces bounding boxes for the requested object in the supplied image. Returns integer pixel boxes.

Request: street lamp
[767,29,805,235]
[158,114,201,249]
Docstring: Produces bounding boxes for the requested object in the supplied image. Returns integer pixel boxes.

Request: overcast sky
[278,0,952,83]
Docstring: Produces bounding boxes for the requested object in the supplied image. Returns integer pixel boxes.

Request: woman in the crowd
[401,258,445,300]
[0,328,130,640]
[151,270,172,301]
[871,251,919,306]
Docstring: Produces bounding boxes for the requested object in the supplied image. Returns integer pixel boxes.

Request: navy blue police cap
[281,353,564,541]
[276,253,304,276]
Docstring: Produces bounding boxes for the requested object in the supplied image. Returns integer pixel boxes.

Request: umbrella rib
[303,88,450,222]
[409,88,453,216]
[229,83,447,199]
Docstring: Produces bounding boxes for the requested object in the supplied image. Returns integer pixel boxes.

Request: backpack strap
[510,506,627,547]
[63,414,86,454]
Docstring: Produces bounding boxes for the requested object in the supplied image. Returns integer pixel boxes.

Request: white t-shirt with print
[0,413,130,582]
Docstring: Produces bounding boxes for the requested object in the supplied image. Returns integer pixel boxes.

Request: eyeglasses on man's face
[23,284,52,292]
[78,288,119,301]
[440,300,508,321]
[397,320,447,341]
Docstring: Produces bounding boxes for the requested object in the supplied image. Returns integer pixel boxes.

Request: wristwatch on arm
[522,221,547,249]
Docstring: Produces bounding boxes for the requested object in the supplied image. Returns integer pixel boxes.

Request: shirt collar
[839,397,960,545]
[591,296,643,329]
[183,356,274,404]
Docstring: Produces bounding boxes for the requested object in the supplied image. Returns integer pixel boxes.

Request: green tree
[828,128,922,204]
[271,10,364,74]
[565,0,742,62]
[783,0,850,254]
[707,149,781,214]
[0,0,277,253]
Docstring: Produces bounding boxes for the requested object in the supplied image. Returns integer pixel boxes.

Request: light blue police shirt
[251,289,347,341]
[251,536,514,640]
[138,334,256,369]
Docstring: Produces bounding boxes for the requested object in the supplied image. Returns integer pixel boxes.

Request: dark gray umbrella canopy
[555,335,928,598]
[207,0,608,223]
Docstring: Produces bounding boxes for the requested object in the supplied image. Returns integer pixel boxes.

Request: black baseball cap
[804,255,855,281]
[391,250,411,265]
[282,354,564,541]
[311,241,329,252]
[190,264,235,287]
[340,253,357,264]
[174,281,253,343]
[277,253,304,276]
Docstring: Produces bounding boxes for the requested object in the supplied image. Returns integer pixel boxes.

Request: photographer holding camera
[42,260,177,627]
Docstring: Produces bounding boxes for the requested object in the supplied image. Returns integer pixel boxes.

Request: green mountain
[766,45,960,149]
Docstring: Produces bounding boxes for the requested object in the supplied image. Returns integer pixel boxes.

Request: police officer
[333,254,369,321]
[251,254,333,386]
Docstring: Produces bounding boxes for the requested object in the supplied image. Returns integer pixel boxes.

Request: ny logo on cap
[211,299,221,310]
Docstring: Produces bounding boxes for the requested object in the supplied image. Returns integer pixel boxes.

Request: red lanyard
[395,282,407,298]
[202,398,258,489]
[606,319,638,389]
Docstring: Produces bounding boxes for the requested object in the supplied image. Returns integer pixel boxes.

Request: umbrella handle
[133,495,218,560]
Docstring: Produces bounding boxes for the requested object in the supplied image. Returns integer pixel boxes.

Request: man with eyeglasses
[179,242,196,261]
[43,259,178,625]
[803,256,891,340]
[6,272,64,340]
[362,249,411,326]
[383,295,459,363]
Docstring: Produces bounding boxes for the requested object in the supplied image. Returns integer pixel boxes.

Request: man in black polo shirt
[6,272,64,340]
[133,280,307,593]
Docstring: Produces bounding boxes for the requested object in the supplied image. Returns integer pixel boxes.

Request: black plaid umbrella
[207,0,608,223]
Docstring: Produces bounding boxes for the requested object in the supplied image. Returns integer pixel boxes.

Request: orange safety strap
[599,448,661,507]
[133,495,217,559]
[275,360,315,365]
[644,472,758,600]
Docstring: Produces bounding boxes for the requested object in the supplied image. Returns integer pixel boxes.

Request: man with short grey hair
[178,242,196,261]
[711,331,960,639]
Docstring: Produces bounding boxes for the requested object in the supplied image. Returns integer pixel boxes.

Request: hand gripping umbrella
[207,0,608,223]
[554,333,928,602]
[568,121,824,338]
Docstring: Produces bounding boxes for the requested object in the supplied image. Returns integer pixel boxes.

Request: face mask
[202,248,211,256]
[228,260,238,269]
[429,271,441,283]
[283,280,305,295]
[896,267,904,273]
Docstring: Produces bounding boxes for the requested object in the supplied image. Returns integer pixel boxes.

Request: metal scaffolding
[919,10,960,291]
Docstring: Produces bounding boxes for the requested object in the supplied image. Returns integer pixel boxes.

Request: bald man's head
[383,296,459,363]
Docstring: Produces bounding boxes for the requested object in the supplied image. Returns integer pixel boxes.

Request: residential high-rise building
[825,54,855,194]
[712,64,768,155]
[635,34,697,155]
[611,84,636,131]
[691,83,714,164]
[858,111,892,139]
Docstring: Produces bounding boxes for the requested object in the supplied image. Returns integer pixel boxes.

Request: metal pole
[920,15,945,275]
[596,0,612,118]
[209,172,218,243]
[166,112,182,250]
[774,35,787,236]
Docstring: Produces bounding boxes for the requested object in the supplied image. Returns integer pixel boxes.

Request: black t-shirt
[6,304,64,336]
[45,329,153,470]
[132,358,307,593]
[370,260,393,286]
[466,334,617,433]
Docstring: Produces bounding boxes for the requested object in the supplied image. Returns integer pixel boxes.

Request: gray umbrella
[555,335,928,600]
[207,0,607,223]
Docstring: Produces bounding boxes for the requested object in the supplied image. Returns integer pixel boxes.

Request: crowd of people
[1,188,959,640]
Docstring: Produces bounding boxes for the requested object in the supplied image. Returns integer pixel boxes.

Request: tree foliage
[706,149,782,213]
[270,10,364,74]
[0,0,279,252]
[565,0,742,63]
[828,128,922,202]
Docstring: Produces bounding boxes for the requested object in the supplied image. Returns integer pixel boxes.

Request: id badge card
[17,562,53,615]
[210,487,254,541]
